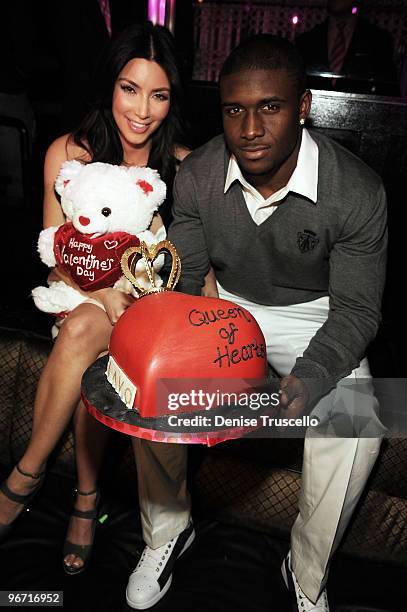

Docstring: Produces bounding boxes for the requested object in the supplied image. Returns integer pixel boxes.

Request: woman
[0,23,214,601]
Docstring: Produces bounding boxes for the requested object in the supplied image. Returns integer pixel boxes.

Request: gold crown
[121,240,181,297]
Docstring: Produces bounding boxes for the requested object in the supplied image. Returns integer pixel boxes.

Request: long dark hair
[72,22,187,227]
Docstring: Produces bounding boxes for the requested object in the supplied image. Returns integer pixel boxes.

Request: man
[296,0,398,95]
[167,34,387,611]
[125,33,387,611]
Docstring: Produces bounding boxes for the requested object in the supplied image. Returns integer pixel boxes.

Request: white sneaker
[281,552,330,611]
[126,522,195,610]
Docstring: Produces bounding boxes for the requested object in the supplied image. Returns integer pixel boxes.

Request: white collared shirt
[224,128,319,225]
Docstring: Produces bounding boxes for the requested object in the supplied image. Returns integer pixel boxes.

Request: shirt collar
[224,127,319,204]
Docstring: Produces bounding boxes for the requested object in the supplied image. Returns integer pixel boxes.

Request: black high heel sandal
[63,487,100,575]
[0,463,45,543]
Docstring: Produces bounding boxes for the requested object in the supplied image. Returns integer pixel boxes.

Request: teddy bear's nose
[79,216,90,226]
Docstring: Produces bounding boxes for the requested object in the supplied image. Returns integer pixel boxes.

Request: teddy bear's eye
[101,207,112,217]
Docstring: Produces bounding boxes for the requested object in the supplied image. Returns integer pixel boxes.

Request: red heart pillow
[54,222,140,291]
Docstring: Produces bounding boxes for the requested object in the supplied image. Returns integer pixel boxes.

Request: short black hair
[219,34,306,98]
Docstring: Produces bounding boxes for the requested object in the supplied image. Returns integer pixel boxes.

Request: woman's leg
[63,400,112,570]
[0,303,113,527]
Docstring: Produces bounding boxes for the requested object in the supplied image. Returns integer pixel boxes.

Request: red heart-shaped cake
[106,291,268,418]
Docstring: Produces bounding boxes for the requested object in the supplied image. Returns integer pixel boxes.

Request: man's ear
[299,89,312,124]
[55,160,83,196]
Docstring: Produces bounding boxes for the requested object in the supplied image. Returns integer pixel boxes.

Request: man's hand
[201,268,219,298]
[279,374,310,418]
[92,288,135,325]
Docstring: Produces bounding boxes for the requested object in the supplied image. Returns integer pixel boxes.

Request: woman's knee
[57,307,110,348]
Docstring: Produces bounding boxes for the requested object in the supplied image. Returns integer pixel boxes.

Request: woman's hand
[48,266,79,288]
[92,288,135,325]
[48,267,134,323]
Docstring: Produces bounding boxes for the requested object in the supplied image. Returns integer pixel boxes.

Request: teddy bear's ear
[55,160,83,196]
[128,167,167,210]
[136,179,154,196]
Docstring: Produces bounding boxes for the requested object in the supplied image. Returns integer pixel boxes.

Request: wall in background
[192,0,407,81]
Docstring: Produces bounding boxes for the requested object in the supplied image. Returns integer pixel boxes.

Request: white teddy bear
[32,160,167,315]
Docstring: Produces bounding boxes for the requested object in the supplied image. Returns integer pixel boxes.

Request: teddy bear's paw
[139,272,164,290]
[152,253,165,272]
[32,286,64,313]
[32,282,84,313]
[133,251,164,275]
[38,226,58,267]
[152,272,163,287]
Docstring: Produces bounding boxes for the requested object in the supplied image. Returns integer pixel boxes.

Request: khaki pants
[132,438,191,549]
[217,285,385,603]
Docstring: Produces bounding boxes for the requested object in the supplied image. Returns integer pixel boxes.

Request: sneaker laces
[292,569,329,611]
[133,538,175,576]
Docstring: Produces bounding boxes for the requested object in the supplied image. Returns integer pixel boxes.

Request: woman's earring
[299,118,305,126]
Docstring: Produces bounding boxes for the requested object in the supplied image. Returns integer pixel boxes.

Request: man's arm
[290,181,388,403]
[168,165,211,295]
